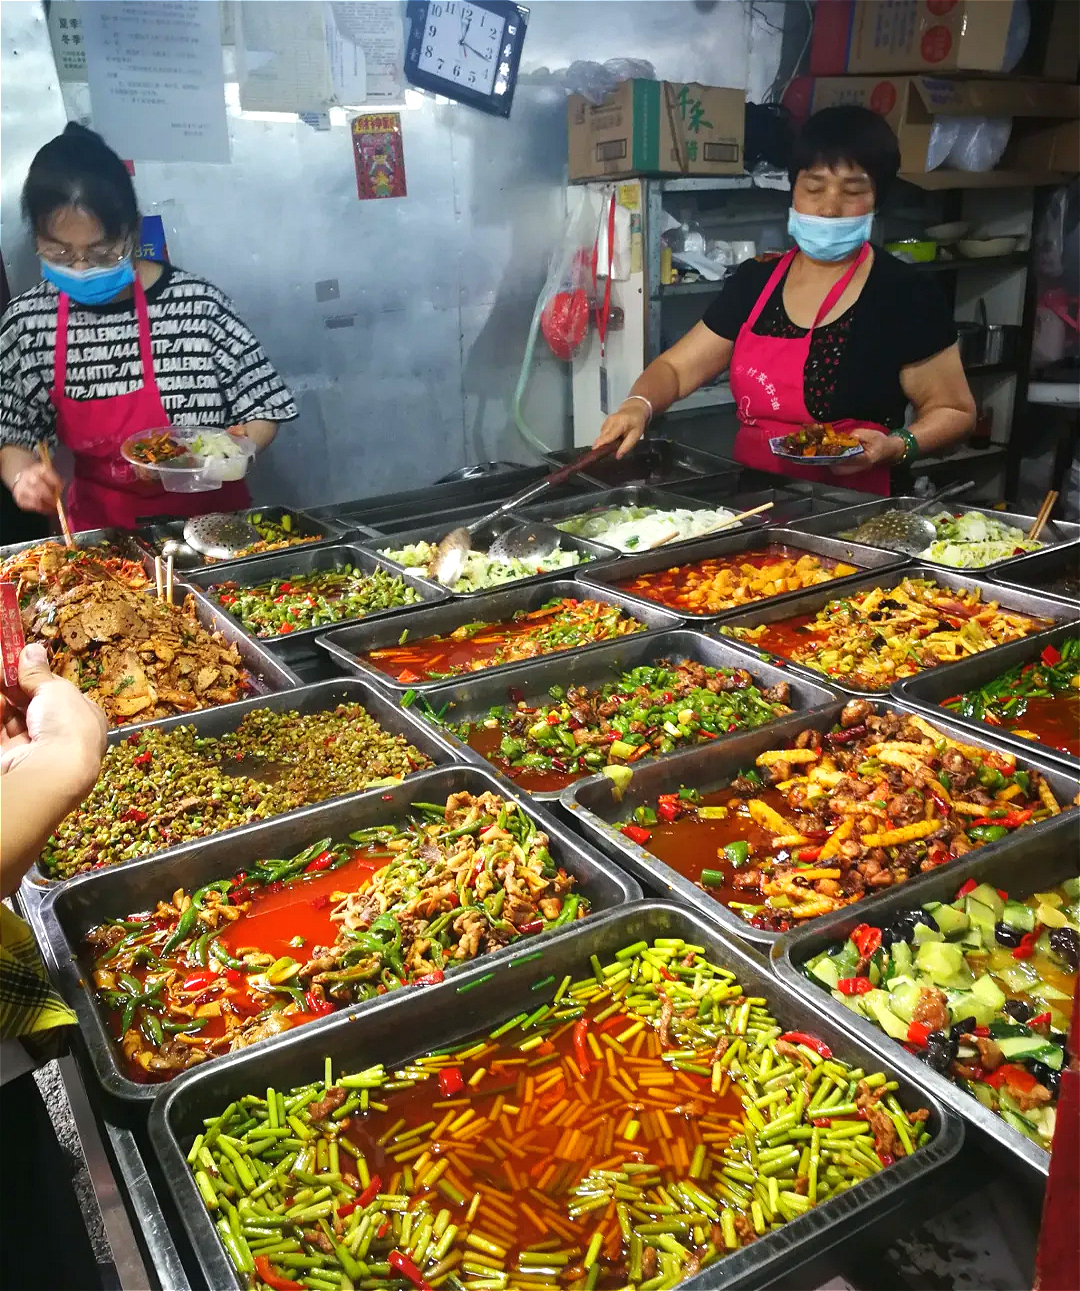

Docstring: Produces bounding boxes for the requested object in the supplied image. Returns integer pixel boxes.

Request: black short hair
[788,106,901,205]
[22,122,139,242]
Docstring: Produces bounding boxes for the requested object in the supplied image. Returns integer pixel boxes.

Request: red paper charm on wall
[352,114,407,201]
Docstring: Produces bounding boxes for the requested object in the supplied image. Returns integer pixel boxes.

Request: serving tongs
[848,480,975,556]
[430,443,617,586]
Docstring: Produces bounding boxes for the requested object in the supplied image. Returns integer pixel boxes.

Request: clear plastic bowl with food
[120,427,255,492]
[185,428,257,484]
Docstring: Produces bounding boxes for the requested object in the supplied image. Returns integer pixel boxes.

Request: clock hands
[461,39,493,59]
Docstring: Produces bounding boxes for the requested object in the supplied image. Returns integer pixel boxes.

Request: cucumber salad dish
[802,877,1078,1152]
[556,505,741,552]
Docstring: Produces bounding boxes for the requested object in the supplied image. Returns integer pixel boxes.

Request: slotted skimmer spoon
[430,442,617,586]
[847,480,975,556]
[182,512,263,561]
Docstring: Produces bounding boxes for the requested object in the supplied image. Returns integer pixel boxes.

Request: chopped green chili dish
[212,567,422,637]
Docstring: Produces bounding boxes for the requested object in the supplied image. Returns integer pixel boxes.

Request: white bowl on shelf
[925,220,971,244]
[957,236,1020,258]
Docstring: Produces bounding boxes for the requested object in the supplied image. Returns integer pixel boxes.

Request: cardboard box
[810,0,1079,81]
[568,81,744,182]
[783,76,1080,189]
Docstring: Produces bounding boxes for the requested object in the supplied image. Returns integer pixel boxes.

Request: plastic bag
[926,117,961,171]
[539,200,595,362]
[561,58,655,104]
[947,117,1012,172]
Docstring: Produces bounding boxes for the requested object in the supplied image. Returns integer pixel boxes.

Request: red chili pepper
[437,1067,464,1097]
[779,1031,832,1059]
[1041,644,1062,666]
[388,1250,432,1290]
[906,1021,932,1047]
[126,732,142,745]
[337,1201,358,1219]
[699,730,718,739]
[957,878,978,898]
[304,850,336,874]
[279,622,295,633]
[971,810,1033,828]
[254,1257,304,1291]
[877,1152,895,1168]
[303,990,334,1017]
[181,970,217,993]
[656,801,679,823]
[517,919,543,935]
[621,824,652,845]
[132,751,153,768]
[355,1174,382,1208]
[572,1018,591,1074]
[795,846,822,863]
[812,1117,832,1127]
[397,669,420,683]
[309,894,331,911]
[837,976,873,996]
[827,724,867,745]
[658,966,676,981]
[122,807,149,823]
[466,853,485,888]
[545,711,560,725]
[1012,927,1041,960]
[224,968,243,985]
[850,924,882,958]
[410,970,445,987]
[1030,1010,1052,1029]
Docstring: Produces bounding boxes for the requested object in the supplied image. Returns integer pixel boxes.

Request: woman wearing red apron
[2,124,295,533]
[594,107,975,494]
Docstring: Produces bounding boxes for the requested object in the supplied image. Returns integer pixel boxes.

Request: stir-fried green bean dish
[212,568,422,637]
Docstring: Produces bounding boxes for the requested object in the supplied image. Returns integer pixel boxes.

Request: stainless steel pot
[959,298,1019,369]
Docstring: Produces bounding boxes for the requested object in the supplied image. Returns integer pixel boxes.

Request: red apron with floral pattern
[729,245,892,497]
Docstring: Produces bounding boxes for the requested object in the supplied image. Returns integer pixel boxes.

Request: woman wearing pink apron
[2,124,295,533]
[594,106,975,494]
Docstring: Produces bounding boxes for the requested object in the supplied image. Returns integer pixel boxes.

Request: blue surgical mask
[787,208,873,262]
[40,256,136,306]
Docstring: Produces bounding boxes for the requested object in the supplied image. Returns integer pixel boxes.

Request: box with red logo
[0,583,26,688]
[809,0,1078,82]
[783,75,1080,189]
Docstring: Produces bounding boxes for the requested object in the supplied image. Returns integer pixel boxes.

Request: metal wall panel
[1,1,780,509]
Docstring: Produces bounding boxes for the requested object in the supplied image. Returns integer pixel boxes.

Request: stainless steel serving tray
[893,621,1080,773]
[148,900,964,1291]
[317,577,684,697]
[408,628,841,802]
[366,516,617,597]
[988,541,1080,608]
[185,542,449,660]
[774,827,1079,1178]
[713,564,1077,699]
[577,526,907,625]
[22,676,459,893]
[132,506,364,572]
[36,765,641,1104]
[544,437,742,491]
[560,698,1080,951]
[786,497,1080,572]
[0,526,152,567]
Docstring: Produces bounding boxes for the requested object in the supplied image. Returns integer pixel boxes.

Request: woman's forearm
[0,753,92,898]
[907,405,974,458]
[1,444,37,491]
[235,420,278,451]
[627,358,683,418]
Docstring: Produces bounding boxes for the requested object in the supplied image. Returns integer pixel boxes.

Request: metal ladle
[430,442,617,586]
[848,480,975,556]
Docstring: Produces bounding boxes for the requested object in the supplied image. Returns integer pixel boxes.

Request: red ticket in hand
[0,583,26,687]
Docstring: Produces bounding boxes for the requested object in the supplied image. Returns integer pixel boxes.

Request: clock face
[416,2,505,97]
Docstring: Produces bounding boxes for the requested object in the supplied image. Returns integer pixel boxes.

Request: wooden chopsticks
[648,501,775,549]
[1027,491,1058,541]
[154,555,175,604]
[37,442,74,547]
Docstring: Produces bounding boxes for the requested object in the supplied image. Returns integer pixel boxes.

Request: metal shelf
[659,279,723,297]
[914,445,1008,469]
[914,253,1028,273]
[659,175,753,193]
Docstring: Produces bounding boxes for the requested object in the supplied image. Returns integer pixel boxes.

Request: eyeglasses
[37,240,133,269]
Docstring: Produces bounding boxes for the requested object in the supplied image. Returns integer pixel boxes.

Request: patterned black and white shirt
[0,265,296,450]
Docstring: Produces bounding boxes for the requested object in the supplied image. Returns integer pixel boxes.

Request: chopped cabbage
[557,505,738,551]
[382,540,584,592]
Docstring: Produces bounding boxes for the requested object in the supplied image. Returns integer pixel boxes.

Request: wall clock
[404,1,528,118]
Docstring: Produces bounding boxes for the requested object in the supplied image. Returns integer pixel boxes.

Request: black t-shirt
[701,252,957,430]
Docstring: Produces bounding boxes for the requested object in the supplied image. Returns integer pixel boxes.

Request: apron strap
[133,277,156,383]
[52,293,70,398]
[811,242,871,330]
[744,248,797,331]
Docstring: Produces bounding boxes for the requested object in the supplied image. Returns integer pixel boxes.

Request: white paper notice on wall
[325,5,366,106]
[328,2,404,102]
[83,1,229,163]
[237,1,334,114]
[48,0,88,82]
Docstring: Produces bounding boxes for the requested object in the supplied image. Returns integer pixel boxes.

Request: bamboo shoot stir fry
[184,940,936,1291]
[2,540,251,724]
[85,792,587,1080]
[432,660,796,793]
[211,567,423,637]
[723,578,1057,690]
[616,704,1071,934]
[803,877,1078,1152]
[41,704,433,882]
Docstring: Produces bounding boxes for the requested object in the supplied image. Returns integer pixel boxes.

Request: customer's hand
[832,427,906,476]
[0,644,106,791]
[593,400,650,460]
[11,460,64,514]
